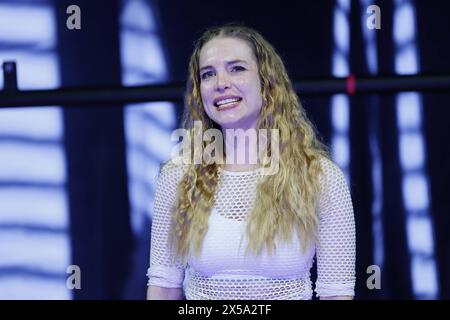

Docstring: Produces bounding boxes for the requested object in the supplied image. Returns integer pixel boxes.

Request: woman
[146,24,355,300]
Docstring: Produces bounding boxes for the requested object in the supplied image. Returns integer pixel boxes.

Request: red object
[347,74,356,95]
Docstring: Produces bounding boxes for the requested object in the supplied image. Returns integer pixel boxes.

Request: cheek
[199,85,214,117]
[199,84,206,101]
[200,83,213,104]
[238,76,262,98]
[245,79,263,107]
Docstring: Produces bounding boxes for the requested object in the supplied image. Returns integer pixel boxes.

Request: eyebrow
[199,59,248,72]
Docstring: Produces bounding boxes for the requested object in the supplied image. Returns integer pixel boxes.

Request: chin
[213,114,243,125]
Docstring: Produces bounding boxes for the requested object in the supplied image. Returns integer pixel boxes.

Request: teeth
[216,98,240,107]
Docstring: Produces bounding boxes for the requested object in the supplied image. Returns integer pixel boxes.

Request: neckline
[218,166,263,175]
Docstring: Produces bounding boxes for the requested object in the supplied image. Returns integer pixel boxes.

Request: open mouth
[214,97,242,111]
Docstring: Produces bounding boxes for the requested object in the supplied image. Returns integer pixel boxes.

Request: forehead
[199,37,256,67]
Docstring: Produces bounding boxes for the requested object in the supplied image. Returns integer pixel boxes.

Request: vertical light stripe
[119,0,176,235]
[331,0,351,183]
[360,0,385,272]
[0,2,71,299]
[393,0,438,299]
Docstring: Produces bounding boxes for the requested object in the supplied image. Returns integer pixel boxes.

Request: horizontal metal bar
[1,74,450,108]
[294,74,450,95]
[0,82,186,108]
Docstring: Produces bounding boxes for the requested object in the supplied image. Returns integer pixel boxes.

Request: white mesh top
[147,157,356,299]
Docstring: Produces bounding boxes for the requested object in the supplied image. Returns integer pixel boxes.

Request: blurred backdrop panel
[119,0,178,299]
[55,0,133,299]
[0,0,70,299]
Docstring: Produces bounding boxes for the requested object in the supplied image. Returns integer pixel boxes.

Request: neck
[221,120,266,171]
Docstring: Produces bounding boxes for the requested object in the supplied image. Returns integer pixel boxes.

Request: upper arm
[147,162,187,290]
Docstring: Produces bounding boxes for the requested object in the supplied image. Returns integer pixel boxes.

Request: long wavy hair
[169,24,330,262]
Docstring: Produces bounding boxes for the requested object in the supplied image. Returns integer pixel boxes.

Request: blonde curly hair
[168,24,330,262]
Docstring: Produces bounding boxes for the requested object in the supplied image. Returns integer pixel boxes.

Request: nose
[215,71,231,91]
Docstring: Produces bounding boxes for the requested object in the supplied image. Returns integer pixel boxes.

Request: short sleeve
[147,161,187,288]
[315,157,356,298]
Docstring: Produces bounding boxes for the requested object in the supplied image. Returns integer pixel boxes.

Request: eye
[200,70,214,80]
[231,65,246,72]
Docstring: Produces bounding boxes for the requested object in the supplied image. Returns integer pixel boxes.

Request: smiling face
[199,37,263,130]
